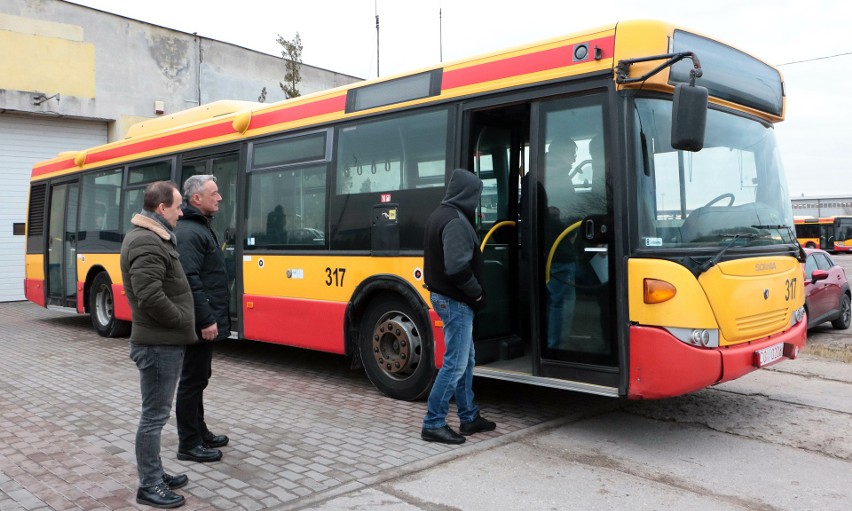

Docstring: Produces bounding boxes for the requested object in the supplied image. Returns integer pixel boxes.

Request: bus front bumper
[627,319,807,399]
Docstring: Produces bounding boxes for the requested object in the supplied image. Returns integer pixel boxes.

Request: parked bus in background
[25,20,806,401]
[830,216,852,253]
[794,217,827,249]
[795,216,852,252]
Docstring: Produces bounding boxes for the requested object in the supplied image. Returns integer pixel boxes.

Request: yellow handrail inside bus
[546,220,582,283]
[480,220,517,252]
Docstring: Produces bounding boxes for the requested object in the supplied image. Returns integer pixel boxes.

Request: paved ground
[0,302,612,510]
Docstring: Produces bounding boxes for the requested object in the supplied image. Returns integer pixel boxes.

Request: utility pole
[439,8,443,62]
[375,0,380,77]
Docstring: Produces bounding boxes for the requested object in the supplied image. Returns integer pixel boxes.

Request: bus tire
[831,293,851,330]
[90,272,131,338]
[358,293,434,401]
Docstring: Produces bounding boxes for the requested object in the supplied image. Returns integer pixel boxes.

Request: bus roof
[32,19,783,182]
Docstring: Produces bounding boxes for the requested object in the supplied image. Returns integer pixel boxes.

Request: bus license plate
[754,342,784,367]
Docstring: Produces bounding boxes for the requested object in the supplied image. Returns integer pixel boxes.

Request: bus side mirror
[671,83,708,152]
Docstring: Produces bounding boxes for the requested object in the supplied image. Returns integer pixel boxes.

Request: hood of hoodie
[441,169,482,219]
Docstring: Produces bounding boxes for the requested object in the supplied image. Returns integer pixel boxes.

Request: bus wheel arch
[88,270,131,338]
[348,278,435,401]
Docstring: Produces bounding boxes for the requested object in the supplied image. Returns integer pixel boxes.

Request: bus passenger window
[336,109,449,195]
[245,165,327,248]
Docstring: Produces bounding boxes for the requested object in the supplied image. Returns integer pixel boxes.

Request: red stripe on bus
[627,320,807,399]
[31,159,76,178]
[442,36,615,91]
[24,279,45,307]
[248,95,346,130]
[242,295,346,354]
[627,325,721,399]
[32,95,347,178]
[429,308,446,369]
[87,122,235,166]
[77,283,85,314]
[113,284,133,322]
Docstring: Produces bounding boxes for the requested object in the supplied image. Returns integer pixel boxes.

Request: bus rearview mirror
[671,83,708,152]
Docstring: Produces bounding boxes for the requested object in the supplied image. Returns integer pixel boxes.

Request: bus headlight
[791,306,805,326]
[665,327,719,348]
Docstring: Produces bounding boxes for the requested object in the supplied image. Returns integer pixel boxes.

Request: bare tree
[277,32,303,99]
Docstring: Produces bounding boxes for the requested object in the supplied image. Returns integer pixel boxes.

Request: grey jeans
[130,343,185,488]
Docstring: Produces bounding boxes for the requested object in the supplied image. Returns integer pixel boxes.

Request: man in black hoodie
[174,175,231,463]
[421,169,497,444]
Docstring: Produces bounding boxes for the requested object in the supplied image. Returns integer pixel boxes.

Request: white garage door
[0,114,108,302]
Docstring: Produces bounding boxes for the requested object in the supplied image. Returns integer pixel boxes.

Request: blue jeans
[130,343,185,488]
[423,292,479,429]
[547,262,576,349]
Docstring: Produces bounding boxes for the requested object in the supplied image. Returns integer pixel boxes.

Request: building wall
[0,0,361,302]
[0,0,360,136]
[791,196,852,219]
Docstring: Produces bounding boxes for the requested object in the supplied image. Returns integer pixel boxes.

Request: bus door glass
[535,96,616,371]
[181,152,240,320]
[46,181,79,308]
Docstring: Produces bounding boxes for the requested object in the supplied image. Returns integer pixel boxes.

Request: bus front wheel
[358,294,434,401]
[90,272,131,338]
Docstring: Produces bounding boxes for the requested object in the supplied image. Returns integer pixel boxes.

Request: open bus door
[46,180,79,309]
[466,95,620,394]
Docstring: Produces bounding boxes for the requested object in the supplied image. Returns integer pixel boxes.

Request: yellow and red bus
[25,20,806,400]
[794,216,852,252]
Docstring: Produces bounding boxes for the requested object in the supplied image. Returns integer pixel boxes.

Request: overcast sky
[66,0,850,197]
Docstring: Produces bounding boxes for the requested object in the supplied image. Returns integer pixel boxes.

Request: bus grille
[735,308,788,334]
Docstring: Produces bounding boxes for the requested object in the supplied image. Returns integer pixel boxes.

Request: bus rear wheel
[90,272,131,338]
[359,294,434,401]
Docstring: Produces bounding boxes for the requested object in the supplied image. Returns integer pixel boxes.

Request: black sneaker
[162,472,188,490]
[459,414,497,436]
[421,425,465,444]
[136,482,185,508]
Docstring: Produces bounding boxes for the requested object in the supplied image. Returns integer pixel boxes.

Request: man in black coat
[174,175,231,463]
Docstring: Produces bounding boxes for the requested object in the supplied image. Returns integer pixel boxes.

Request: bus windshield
[634,98,795,250]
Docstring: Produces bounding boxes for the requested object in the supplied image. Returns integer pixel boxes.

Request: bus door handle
[583,215,612,243]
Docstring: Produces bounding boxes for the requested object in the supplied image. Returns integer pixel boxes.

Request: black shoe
[176,445,222,463]
[136,482,185,508]
[421,425,465,444]
[162,472,188,490]
[202,431,229,448]
[460,414,497,436]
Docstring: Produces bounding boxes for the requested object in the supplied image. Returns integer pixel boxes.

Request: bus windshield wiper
[699,232,769,274]
[751,224,788,230]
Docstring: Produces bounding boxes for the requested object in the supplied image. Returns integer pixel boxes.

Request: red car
[804,249,851,330]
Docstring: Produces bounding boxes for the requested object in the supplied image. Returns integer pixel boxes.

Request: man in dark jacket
[421,169,497,444]
[121,180,197,508]
[174,175,231,463]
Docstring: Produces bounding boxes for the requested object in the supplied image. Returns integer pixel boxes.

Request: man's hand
[201,323,218,341]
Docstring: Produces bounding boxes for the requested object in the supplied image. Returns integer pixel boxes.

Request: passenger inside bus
[542,136,579,350]
[266,205,287,244]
